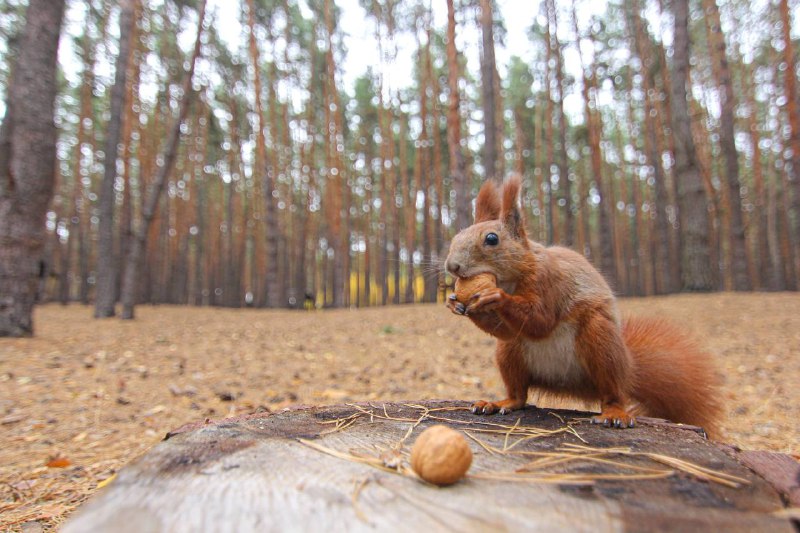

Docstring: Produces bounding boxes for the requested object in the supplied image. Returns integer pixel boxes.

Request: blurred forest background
[1,0,799,324]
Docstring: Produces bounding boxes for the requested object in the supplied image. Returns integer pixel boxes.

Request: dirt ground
[1,292,798,530]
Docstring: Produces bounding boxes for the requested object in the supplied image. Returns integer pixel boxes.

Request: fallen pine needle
[95,474,116,490]
[463,431,498,456]
[351,477,370,523]
[559,443,750,488]
[297,438,394,474]
[307,405,749,490]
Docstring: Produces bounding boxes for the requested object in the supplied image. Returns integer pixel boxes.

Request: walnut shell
[453,272,497,304]
[410,425,473,485]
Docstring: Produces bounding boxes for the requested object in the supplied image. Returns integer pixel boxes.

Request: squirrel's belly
[520,322,589,389]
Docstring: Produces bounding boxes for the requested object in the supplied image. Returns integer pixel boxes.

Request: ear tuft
[474,180,501,223]
[501,175,526,240]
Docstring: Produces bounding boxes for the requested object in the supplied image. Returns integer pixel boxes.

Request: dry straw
[308,404,750,489]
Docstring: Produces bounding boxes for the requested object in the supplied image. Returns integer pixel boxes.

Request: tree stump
[63,401,797,532]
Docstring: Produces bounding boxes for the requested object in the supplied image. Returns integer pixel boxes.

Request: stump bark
[63,401,798,532]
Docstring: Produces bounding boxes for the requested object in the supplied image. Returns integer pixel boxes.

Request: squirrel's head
[445,175,531,282]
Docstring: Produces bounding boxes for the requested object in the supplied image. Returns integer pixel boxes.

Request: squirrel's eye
[484,232,499,246]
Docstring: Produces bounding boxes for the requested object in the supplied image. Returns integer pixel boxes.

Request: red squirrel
[445,176,721,434]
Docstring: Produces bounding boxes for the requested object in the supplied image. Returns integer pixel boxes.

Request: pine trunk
[572,3,615,286]
[779,0,800,289]
[548,0,572,247]
[119,0,206,319]
[94,0,136,318]
[479,0,498,183]
[543,10,556,245]
[446,0,470,232]
[670,0,714,290]
[323,0,346,307]
[401,114,415,303]
[702,0,749,290]
[0,0,65,335]
[630,2,672,293]
[741,62,770,289]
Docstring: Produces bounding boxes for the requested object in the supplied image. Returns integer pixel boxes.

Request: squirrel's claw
[446,294,467,315]
[590,411,636,429]
[471,399,523,415]
[465,288,506,315]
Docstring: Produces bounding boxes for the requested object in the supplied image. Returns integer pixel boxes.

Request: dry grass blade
[297,438,394,474]
[320,416,361,435]
[399,412,429,444]
[468,472,595,485]
[559,443,632,454]
[351,477,370,523]
[402,404,470,414]
[558,443,750,488]
[463,431,498,456]
[773,508,800,520]
[643,454,750,488]
[519,453,669,474]
[319,412,362,426]
[502,418,521,451]
[566,425,589,444]
[345,404,419,424]
[313,407,747,492]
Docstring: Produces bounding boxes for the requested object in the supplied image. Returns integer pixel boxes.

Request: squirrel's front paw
[591,406,636,429]
[471,399,524,415]
[446,294,467,315]
[465,288,506,315]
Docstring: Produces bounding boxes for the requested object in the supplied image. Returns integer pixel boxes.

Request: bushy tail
[623,317,723,438]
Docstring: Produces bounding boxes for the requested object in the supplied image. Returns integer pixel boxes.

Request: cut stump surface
[63,401,797,532]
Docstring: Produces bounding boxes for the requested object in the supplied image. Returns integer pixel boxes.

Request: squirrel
[445,176,721,435]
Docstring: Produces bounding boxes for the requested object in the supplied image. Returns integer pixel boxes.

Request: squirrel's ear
[501,175,527,240]
[474,180,501,223]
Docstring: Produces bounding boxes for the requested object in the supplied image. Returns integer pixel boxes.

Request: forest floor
[1,292,798,530]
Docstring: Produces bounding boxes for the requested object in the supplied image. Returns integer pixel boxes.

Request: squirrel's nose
[446,259,462,276]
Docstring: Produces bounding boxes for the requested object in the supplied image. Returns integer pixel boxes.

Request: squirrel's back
[536,244,620,319]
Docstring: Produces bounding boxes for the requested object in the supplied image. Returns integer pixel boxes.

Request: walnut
[410,425,473,485]
[453,272,497,305]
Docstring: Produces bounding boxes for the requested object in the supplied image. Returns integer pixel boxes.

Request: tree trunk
[119,0,206,319]
[401,114,415,303]
[741,62,770,290]
[767,172,786,290]
[427,32,445,301]
[323,0,346,308]
[543,8,556,245]
[65,32,98,305]
[702,0,749,290]
[376,72,389,306]
[0,0,65,336]
[779,0,800,289]
[479,0,499,183]
[420,27,437,303]
[264,70,282,308]
[117,0,141,305]
[623,66,643,295]
[391,105,402,304]
[629,2,672,293]
[446,0,470,232]
[94,0,136,318]
[572,2,615,286]
[670,0,714,291]
[547,0,572,247]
